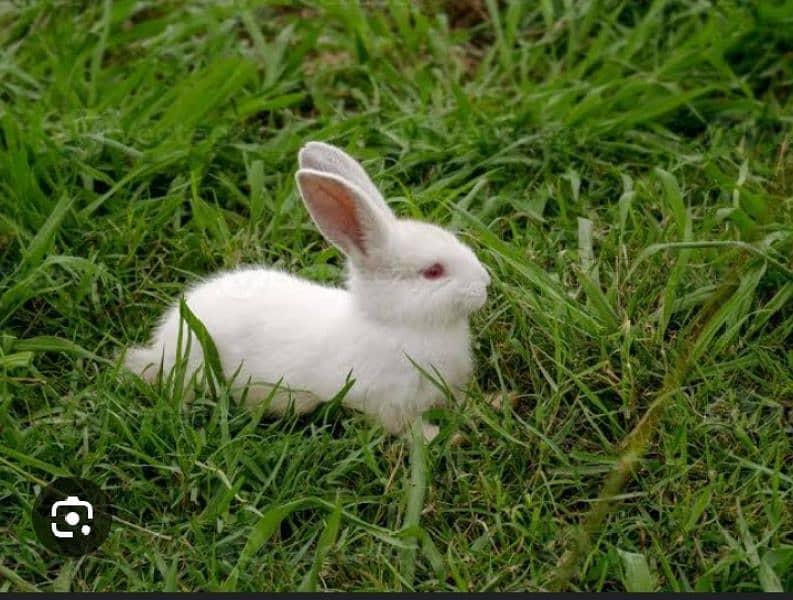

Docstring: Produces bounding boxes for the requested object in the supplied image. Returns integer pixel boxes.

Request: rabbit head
[296,142,491,328]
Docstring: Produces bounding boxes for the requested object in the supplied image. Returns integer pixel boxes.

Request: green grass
[1,0,792,592]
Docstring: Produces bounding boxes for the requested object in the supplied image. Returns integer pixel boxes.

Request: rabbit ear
[298,141,394,219]
[295,169,391,267]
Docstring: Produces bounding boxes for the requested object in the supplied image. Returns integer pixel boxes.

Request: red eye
[421,263,445,280]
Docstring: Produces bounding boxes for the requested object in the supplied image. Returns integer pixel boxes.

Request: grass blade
[19,194,74,272]
[617,549,656,592]
[298,496,343,592]
[178,298,225,395]
[399,416,429,589]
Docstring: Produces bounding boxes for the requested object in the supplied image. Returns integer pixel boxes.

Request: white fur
[124,141,490,434]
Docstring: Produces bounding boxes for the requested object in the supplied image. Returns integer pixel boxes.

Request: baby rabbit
[124,142,491,435]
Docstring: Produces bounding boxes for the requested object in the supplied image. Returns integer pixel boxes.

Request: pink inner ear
[311,179,366,253]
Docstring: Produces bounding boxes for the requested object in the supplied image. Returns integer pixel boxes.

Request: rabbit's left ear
[295,169,391,269]
[298,141,394,220]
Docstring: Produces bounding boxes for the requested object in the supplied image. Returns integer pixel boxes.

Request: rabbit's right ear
[298,141,394,219]
[295,169,391,268]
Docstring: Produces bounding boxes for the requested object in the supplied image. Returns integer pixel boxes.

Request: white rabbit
[124,141,491,435]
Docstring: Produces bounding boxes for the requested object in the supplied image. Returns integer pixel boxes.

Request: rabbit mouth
[469,293,488,311]
[458,286,488,313]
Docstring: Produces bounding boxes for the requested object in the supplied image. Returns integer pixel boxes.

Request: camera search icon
[32,477,112,557]
[51,495,94,538]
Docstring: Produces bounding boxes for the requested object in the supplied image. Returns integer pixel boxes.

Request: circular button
[32,477,113,557]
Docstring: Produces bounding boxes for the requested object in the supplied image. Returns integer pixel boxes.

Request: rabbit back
[126,267,347,391]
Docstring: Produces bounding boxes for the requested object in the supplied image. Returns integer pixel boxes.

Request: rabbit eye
[421,263,445,280]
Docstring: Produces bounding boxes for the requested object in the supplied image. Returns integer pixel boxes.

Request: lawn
[1,0,792,592]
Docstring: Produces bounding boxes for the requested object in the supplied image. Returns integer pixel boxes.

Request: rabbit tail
[123,345,162,382]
